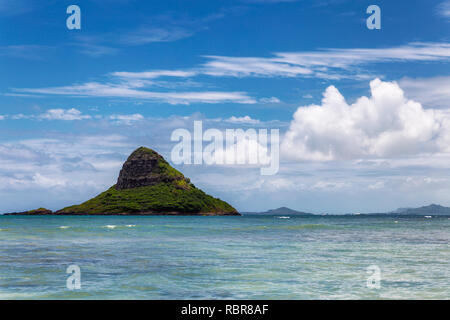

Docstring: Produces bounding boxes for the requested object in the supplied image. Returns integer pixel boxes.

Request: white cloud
[121,26,194,45]
[226,115,261,124]
[39,108,91,121]
[282,78,450,161]
[277,42,450,66]
[0,134,132,194]
[201,42,450,79]
[209,135,272,167]
[78,43,119,58]
[310,181,350,190]
[16,82,256,105]
[32,173,67,188]
[109,113,144,125]
[103,42,450,82]
[11,114,29,120]
[399,76,450,109]
[0,144,40,160]
[202,55,313,77]
[3,93,42,98]
[3,113,450,213]
[72,34,120,57]
[259,97,281,103]
[12,42,450,105]
[112,70,197,79]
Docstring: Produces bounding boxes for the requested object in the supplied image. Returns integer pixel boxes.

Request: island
[380,204,450,216]
[242,207,314,216]
[5,147,239,216]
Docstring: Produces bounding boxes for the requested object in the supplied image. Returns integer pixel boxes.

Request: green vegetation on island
[57,183,237,215]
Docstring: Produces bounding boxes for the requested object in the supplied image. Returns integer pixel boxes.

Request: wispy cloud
[259,97,281,103]
[15,82,257,105]
[117,11,224,46]
[201,42,450,79]
[71,9,237,57]
[3,108,92,121]
[399,76,450,109]
[109,113,144,125]
[202,55,313,77]
[112,70,197,79]
[0,133,131,211]
[120,26,194,45]
[104,42,450,81]
[39,108,91,121]
[72,35,120,58]
[225,115,261,124]
[12,42,450,104]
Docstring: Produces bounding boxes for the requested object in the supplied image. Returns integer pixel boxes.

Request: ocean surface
[0,215,448,299]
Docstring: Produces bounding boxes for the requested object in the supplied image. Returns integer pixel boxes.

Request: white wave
[58,226,70,229]
[103,225,117,229]
[126,224,136,228]
[277,216,290,219]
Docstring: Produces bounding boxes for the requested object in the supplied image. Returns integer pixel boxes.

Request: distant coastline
[4,204,450,217]
[241,204,450,217]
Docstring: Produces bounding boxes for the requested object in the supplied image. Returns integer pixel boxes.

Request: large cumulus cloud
[282,79,450,161]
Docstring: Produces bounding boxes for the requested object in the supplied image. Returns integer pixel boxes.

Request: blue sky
[0,0,450,213]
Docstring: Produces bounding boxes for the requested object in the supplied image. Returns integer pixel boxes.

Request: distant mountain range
[243,204,450,216]
[242,207,313,216]
[385,204,450,216]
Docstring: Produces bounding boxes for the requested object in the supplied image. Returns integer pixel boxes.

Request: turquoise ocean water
[0,215,448,299]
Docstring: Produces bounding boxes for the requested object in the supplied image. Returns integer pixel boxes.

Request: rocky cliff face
[116,147,188,190]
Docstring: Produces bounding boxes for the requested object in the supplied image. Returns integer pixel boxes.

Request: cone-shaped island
[7,147,239,216]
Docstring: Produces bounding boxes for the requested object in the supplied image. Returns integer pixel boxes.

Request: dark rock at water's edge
[5,147,239,216]
[5,208,53,216]
[242,207,314,216]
